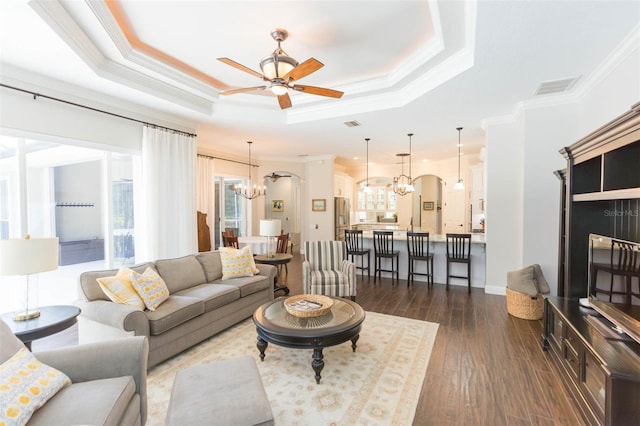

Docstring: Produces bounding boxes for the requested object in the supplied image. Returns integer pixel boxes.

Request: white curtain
[137,126,197,260]
[197,155,216,248]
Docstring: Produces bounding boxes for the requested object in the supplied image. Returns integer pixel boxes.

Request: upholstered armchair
[303,240,356,301]
[0,319,148,425]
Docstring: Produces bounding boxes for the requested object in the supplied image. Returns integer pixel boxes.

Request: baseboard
[484,285,507,296]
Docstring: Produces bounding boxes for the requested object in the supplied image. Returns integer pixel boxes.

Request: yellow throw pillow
[0,348,71,426]
[129,267,170,311]
[97,268,145,310]
[219,245,259,280]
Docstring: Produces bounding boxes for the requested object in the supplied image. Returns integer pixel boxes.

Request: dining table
[238,236,269,255]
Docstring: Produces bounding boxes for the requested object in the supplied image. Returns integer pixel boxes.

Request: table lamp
[0,235,59,321]
[259,219,281,258]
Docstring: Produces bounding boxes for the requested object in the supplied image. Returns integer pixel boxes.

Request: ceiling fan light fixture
[260,53,297,79]
[270,83,289,96]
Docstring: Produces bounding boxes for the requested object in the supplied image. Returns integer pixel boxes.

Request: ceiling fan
[264,172,292,182]
[217,29,344,109]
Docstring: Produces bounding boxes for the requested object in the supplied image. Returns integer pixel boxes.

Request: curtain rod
[1,83,197,138]
[197,153,259,168]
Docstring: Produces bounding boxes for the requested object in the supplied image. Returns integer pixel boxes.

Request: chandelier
[454,127,464,190]
[235,141,266,200]
[392,133,415,196]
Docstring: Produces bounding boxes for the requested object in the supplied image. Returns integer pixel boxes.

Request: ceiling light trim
[30,0,215,115]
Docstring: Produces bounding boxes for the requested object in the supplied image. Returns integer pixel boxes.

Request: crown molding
[481,24,640,130]
[30,0,216,115]
[86,1,222,97]
[0,64,199,133]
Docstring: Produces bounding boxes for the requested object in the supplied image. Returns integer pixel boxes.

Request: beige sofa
[0,318,148,425]
[75,251,276,368]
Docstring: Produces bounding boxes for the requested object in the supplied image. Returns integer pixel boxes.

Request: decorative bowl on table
[284,294,334,318]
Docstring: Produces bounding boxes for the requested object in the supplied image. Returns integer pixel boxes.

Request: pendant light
[392,133,415,196]
[363,138,373,194]
[454,127,464,190]
[235,141,266,200]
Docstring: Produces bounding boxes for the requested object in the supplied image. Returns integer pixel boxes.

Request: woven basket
[506,287,544,320]
[284,294,334,318]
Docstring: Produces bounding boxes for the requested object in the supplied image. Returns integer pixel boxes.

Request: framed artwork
[423,201,434,211]
[312,199,326,211]
[271,200,284,212]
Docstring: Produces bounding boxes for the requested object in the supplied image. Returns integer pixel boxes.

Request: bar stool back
[345,230,371,277]
[446,233,472,292]
[373,231,399,283]
[407,232,434,287]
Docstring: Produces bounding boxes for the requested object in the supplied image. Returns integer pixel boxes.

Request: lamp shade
[259,219,281,237]
[0,237,59,275]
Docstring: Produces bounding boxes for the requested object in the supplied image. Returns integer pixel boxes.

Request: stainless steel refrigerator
[334,197,350,240]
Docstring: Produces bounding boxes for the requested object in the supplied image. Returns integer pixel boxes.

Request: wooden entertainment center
[544,103,640,425]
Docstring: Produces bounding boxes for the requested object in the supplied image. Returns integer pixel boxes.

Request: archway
[411,174,443,234]
[264,171,301,252]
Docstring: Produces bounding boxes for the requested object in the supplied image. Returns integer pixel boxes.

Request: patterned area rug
[146,312,439,425]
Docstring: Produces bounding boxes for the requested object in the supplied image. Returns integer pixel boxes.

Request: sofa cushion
[155,255,207,293]
[196,251,223,282]
[215,275,271,298]
[97,268,145,310]
[175,284,240,312]
[145,295,204,335]
[0,348,71,426]
[27,376,135,426]
[130,267,170,311]
[219,246,259,280]
[79,263,154,302]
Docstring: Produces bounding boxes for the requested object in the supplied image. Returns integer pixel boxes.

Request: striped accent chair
[303,241,356,301]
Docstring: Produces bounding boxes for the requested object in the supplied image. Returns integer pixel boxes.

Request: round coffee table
[252,296,365,384]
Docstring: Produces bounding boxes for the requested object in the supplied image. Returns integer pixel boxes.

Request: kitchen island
[359,231,486,289]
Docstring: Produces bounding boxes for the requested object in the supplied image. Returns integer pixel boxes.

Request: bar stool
[407,232,434,288]
[345,230,371,277]
[446,233,472,293]
[591,238,640,304]
[373,230,399,283]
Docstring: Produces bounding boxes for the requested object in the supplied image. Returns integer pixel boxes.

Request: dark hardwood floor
[32,253,585,425]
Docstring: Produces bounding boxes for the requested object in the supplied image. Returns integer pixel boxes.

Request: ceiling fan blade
[220,86,267,95]
[218,57,266,80]
[277,93,292,109]
[292,84,344,98]
[282,58,324,81]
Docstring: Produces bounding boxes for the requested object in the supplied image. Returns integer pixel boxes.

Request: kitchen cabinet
[333,174,354,202]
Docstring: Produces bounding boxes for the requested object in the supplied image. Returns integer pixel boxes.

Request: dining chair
[591,238,640,304]
[406,232,433,287]
[373,231,399,284]
[446,233,472,293]
[275,233,290,273]
[222,235,239,249]
[345,229,370,277]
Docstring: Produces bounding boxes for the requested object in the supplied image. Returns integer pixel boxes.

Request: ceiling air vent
[534,76,581,96]
[343,120,361,128]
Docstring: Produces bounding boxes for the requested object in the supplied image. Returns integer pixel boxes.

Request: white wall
[484,120,524,294]
[483,27,640,296]
[305,156,334,243]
